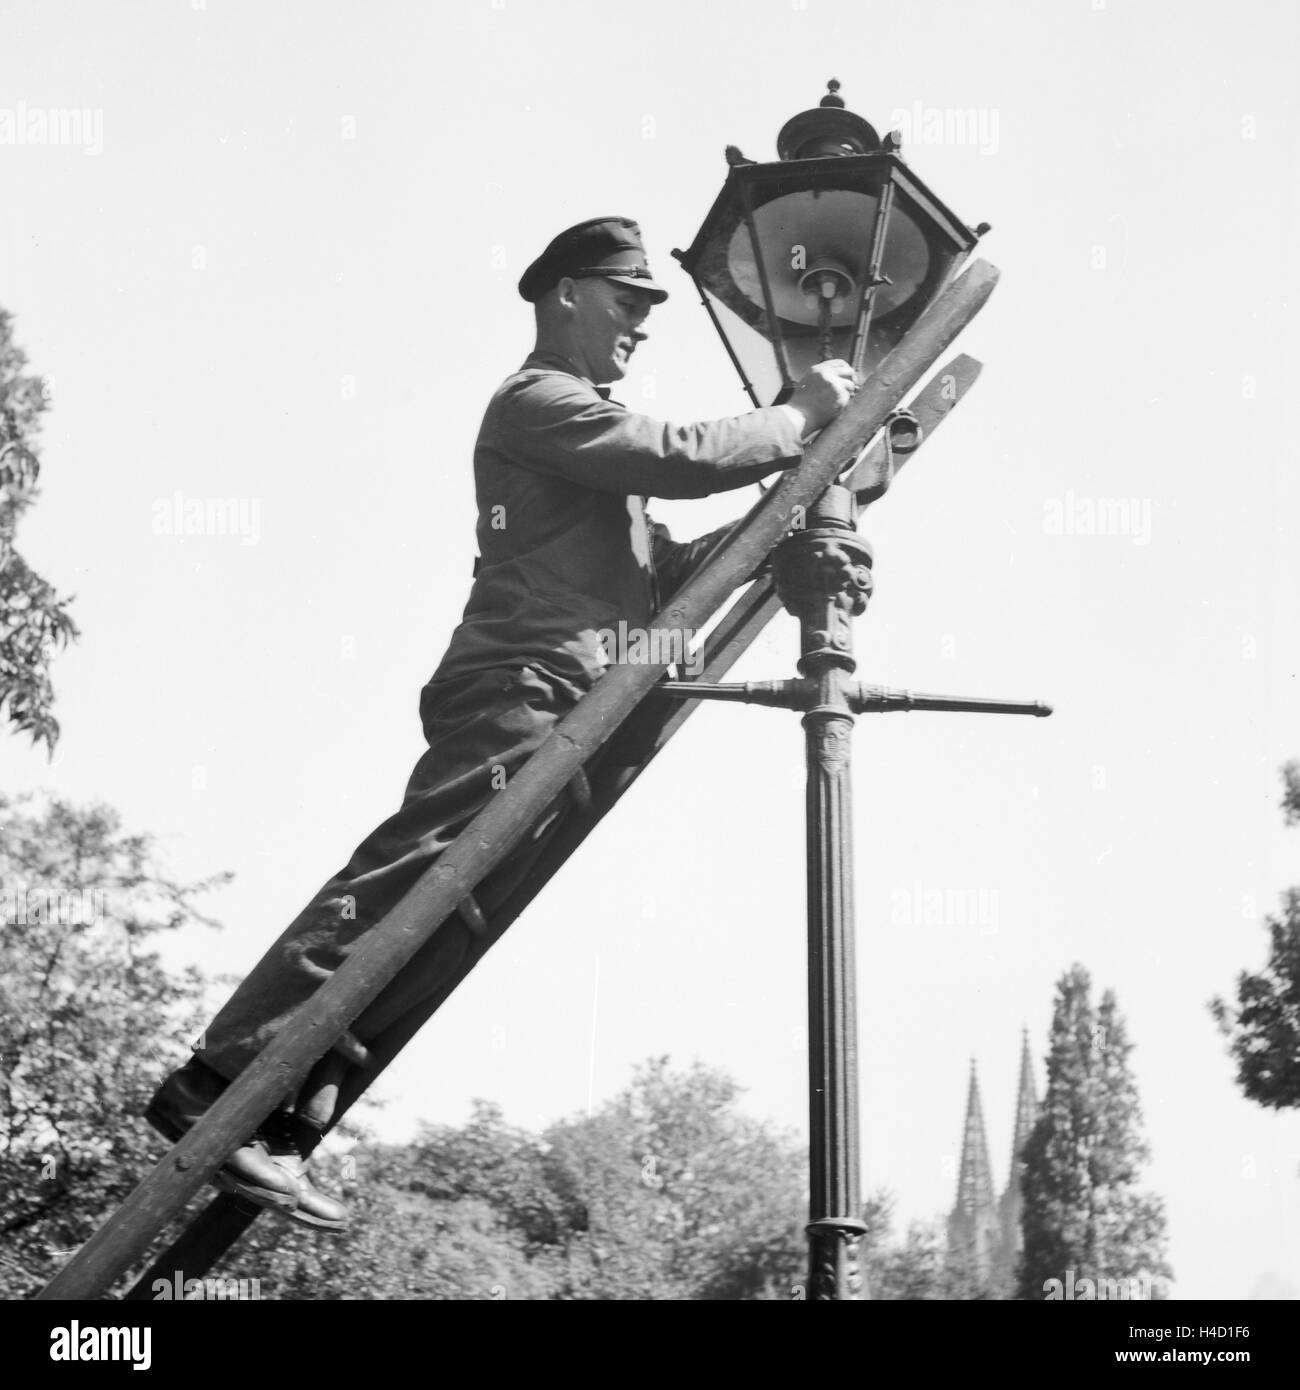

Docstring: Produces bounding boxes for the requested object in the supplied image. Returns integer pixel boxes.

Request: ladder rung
[457,893,489,936]
[567,768,593,813]
[330,1029,372,1067]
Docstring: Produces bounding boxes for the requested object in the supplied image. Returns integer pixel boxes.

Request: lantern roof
[776,78,883,160]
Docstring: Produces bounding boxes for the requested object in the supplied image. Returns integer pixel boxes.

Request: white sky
[2,0,1298,1300]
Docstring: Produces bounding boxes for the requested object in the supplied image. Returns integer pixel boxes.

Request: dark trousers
[197,662,586,1130]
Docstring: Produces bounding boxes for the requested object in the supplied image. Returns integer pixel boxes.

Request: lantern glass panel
[699,284,787,406]
[726,186,933,328]
[692,171,960,384]
[865,184,967,361]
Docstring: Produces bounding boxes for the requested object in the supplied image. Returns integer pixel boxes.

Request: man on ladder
[145,216,857,1230]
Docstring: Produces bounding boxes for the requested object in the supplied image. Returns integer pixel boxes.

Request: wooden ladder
[36,261,998,1301]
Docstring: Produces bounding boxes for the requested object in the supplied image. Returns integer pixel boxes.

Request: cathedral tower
[946,1060,1002,1283]
[948,1033,1039,1293]
[998,1028,1039,1272]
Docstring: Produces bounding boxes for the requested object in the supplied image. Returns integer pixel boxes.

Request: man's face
[565,278,653,383]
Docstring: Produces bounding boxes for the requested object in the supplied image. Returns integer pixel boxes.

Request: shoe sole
[145,1102,299,1214]
[211,1170,299,1214]
[263,1159,351,1232]
[281,1207,349,1233]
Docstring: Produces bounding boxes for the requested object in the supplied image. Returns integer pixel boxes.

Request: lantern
[674,79,985,406]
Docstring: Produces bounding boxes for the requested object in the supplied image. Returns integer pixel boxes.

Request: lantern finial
[776,81,880,160]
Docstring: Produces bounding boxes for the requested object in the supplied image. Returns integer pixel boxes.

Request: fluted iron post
[773,484,873,1299]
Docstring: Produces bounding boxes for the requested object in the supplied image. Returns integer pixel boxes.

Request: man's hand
[784,359,860,437]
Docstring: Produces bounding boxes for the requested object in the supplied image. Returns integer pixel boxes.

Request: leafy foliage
[1017,965,1171,1299]
[864,1191,992,1299]
[0,793,228,1297]
[0,308,77,753]
[1210,760,1300,1110]
[226,1062,992,1301]
[227,1060,810,1301]
[1,795,991,1300]
[1282,760,1300,828]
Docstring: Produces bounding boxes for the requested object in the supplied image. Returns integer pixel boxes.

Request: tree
[220,1058,811,1301]
[0,308,77,752]
[1016,965,1171,1300]
[863,1192,991,1300]
[225,1126,559,1302]
[1210,760,1300,1110]
[0,817,982,1303]
[1282,759,1300,827]
[542,1057,807,1300]
[224,1059,992,1301]
[0,792,227,1298]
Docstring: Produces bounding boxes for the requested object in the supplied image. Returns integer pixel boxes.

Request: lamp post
[667,82,1049,1301]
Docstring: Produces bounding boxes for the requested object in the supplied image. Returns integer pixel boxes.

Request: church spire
[1009,1027,1039,1169]
[954,1059,996,1217]
[948,1036,1041,1295]
[998,1028,1040,1269]
[948,1059,1001,1285]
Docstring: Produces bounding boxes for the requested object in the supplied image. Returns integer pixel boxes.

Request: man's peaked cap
[518,216,669,304]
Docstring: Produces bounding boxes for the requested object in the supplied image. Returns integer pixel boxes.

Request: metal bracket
[841,407,922,504]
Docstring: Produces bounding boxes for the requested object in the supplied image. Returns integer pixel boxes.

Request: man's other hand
[784,360,860,437]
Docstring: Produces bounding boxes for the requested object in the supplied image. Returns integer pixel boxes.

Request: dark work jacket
[429,351,805,688]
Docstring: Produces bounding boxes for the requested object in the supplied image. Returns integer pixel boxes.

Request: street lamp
[672,78,986,408]
[665,82,1048,1302]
